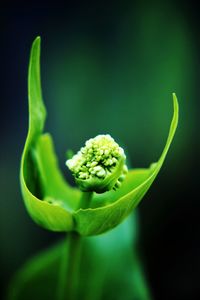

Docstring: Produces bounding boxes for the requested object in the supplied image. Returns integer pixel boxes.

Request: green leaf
[7,216,151,300]
[20,37,81,231]
[74,94,179,235]
[20,36,178,236]
[7,242,62,300]
[79,215,151,300]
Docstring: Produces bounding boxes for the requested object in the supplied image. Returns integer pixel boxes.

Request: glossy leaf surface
[74,94,178,235]
[20,36,178,235]
[20,37,80,232]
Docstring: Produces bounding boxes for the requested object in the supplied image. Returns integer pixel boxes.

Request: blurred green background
[0,0,199,299]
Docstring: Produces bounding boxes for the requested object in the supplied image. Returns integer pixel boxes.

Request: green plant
[8,37,178,300]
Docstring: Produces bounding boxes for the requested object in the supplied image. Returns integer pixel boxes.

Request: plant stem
[79,191,93,209]
[58,192,93,300]
[65,232,82,300]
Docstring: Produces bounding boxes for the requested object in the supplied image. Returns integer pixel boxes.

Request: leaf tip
[32,36,41,50]
[35,35,41,42]
[172,92,179,123]
[172,92,178,107]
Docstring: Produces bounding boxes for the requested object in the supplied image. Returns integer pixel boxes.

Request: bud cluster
[66,134,127,193]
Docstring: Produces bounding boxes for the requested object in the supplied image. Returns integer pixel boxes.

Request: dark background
[0,1,199,299]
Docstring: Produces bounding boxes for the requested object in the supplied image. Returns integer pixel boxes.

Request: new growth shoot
[66,134,128,193]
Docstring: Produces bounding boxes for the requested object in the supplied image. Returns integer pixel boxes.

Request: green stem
[58,192,93,300]
[65,232,82,300]
[79,191,93,209]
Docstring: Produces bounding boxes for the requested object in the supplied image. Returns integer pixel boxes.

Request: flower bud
[66,134,128,193]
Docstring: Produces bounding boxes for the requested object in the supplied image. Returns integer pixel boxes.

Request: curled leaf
[20,37,80,232]
[20,36,178,235]
[73,94,178,235]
